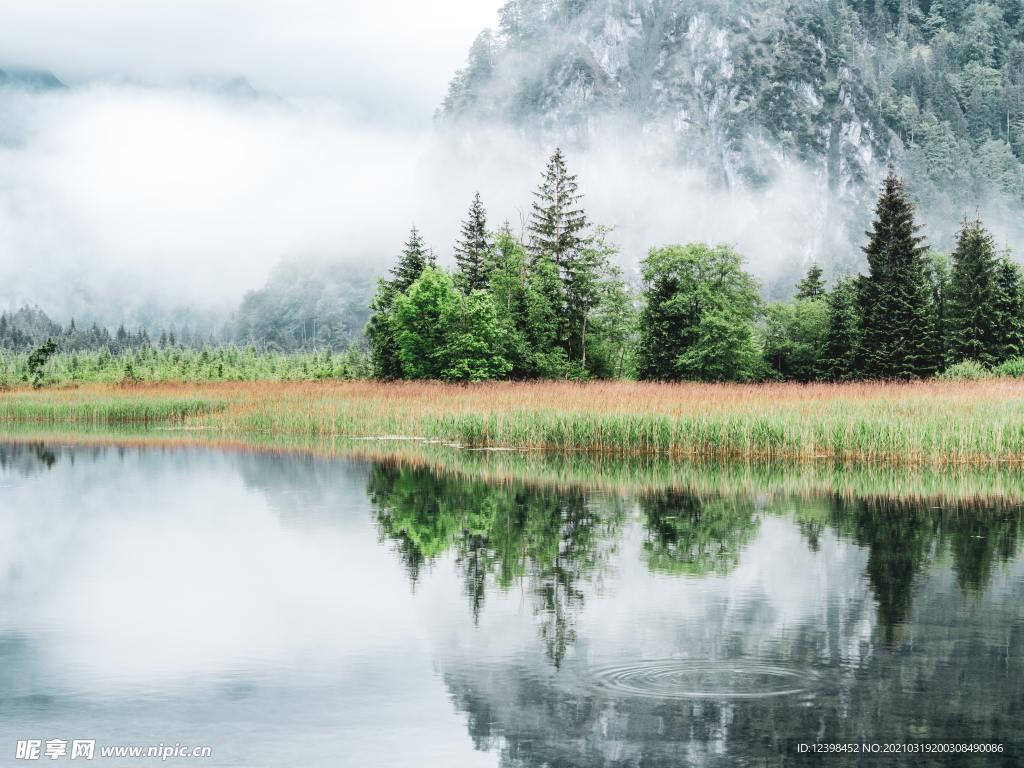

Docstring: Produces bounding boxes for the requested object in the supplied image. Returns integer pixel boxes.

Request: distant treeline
[1,261,376,358]
[369,150,1024,382]
[0,305,214,354]
[0,346,370,388]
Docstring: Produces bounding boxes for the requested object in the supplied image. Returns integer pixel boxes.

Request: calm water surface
[0,442,1022,766]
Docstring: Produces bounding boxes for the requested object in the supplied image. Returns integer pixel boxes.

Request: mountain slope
[442,0,1024,259]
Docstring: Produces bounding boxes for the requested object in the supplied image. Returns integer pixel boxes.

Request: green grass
[0,392,226,425]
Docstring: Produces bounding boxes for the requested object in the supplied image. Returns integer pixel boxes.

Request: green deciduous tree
[392,268,510,381]
[763,298,829,382]
[637,243,762,382]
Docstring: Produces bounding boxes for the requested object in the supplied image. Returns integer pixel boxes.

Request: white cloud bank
[0,82,844,324]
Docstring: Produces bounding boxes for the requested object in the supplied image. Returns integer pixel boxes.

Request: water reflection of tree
[640,490,759,576]
[368,463,623,667]
[822,497,1022,644]
[372,458,1024,659]
[441,495,1024,768]
[0,442,59,476]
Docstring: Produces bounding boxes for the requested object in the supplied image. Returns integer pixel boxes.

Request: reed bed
[3,379,1024,464]
[0,385,227,425]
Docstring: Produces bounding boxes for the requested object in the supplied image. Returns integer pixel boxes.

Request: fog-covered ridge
[443,0,1024,265]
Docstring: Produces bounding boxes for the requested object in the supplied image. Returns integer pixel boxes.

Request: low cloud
[0,83,860,326]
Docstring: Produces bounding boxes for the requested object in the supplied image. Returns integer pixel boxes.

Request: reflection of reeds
[5,421,1024,507]
[3,379,1024,465]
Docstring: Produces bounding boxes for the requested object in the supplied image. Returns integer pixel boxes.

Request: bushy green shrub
[939,360,991,381]
[993,357,1024,378]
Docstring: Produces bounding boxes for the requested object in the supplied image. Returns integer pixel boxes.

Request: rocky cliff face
[445,2,884,201]
[442,0,1024,262]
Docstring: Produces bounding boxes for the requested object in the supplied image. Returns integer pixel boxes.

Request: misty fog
[0,79,860,327]
[1,0,1016,330]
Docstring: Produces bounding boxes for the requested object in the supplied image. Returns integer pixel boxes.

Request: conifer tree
[795,263,826,300]
[924,0,945,38]
[926,252,951,372]
[819,277,861,380]
[947,218,999,365]
[487,226,535,378]
[391,227,436,293]
[367,280,403,380]
[527,148,588,269]
[993,255,1024,362]
[454,192,491,294]
[367,227,437,379]
[527,149,607,368]
[859,172,934,378]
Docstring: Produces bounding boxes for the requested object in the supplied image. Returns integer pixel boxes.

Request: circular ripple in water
[593,660,813,700]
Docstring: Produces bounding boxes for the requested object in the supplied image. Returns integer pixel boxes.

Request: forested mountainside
[228,259,376,352]
[442,0,1024,253]
[1,260,375,354]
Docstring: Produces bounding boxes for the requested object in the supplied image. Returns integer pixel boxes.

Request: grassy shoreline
[3,379,1024,465]
[6,424,1024,507]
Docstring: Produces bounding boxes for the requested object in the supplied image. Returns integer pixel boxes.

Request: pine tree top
[391,226,436,293]
[454,192,491,293]
[795,263,826,300]
[863,172,927,268]
[527,148,588,264]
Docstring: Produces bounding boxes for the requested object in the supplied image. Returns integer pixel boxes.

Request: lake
[0,441,1021,766]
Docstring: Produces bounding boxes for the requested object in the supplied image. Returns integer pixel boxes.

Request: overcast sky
[0,0,505,122]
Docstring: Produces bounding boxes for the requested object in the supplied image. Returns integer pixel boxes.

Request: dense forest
[7,149,1024,386]
[367,149,1024,382]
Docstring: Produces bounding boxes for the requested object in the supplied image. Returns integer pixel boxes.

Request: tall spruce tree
[454,192,491,293]
[993,255,1024,362]
[859,172,934,378]
[795,263,826,300]
[527,148,588,269]
[947,217,999,365]
[526,149,604,369]
[367,280,403,380]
